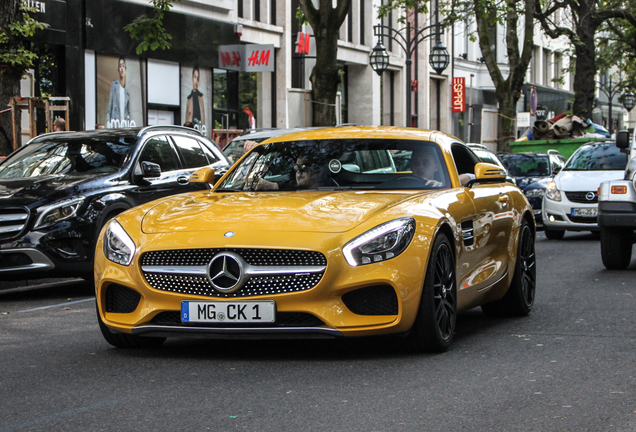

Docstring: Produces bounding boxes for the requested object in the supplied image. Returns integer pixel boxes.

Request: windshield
[565,143,627,171]
[498,154,550,177]
[0,137,134,179]
[216,139,451,192]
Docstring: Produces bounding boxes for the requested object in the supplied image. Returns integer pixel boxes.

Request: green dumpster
[509,137,612,160]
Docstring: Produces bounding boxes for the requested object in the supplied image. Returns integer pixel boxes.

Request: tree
[298,0,351,126]
[535,0,636,121]
[379,0,535,151]
[125,0,180,55]
[0,1,47,155]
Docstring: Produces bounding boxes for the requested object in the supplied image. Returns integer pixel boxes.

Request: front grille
[0,207,29,241]
[144,272,324,298]
[141,248,327,267]
[105,284,141,313]
[566,215,597,224]
[150,311,325,327]
[342,285,399,316]
[566,191,598,203]
[141,248,327,298]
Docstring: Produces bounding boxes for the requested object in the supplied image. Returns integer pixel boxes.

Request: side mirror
[616,130,630,149]
[552,165,562,175]
[140,161,161,178]
[474,162,507,180]
[190,167,216,185]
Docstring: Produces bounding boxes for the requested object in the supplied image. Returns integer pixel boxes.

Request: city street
[1,231,635,431]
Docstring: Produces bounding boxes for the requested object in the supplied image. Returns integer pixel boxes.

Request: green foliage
[125,0,180,55]
[296,6,309,26]
[0,4,48,74]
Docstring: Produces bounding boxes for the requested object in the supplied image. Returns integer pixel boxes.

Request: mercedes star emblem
[207,252,246,293]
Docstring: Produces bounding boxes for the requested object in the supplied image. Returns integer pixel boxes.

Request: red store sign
[452,77,465,113]
[219,44,275,72]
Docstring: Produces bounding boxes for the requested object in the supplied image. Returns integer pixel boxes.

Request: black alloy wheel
[407,234,457,353]
[482,219,536,316]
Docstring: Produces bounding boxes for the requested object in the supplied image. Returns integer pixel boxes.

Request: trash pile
[517,114,611,141]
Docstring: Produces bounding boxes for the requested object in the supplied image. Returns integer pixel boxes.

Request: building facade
[17,0,628,149]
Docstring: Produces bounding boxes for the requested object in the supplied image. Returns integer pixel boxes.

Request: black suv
[0,126,230,282]
[497,150,565,225]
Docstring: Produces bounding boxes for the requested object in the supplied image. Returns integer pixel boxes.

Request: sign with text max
[452,77,466,113]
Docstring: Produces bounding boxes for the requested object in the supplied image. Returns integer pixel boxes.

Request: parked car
[95,126,536,353]
[222,128,305,163]
[543,142,627,239]
[497,150,566,225]
[597,130,636,269]
[0,126,231,282]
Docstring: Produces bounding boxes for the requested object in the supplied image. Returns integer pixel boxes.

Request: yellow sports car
[95,126,536,352]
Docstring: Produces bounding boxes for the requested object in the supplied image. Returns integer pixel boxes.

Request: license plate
[181,301,275,323]
[571,207,597,217]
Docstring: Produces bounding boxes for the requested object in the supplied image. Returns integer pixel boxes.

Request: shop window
[239,72,258,130]
[213,69,240,129]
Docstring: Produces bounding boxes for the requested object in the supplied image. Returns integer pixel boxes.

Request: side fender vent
[461,219,474,247]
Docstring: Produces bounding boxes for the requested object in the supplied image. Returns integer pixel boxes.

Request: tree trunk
[496,86,519,153]
[0,0,23,155]
[571,0,598,120]
[299,0,350,127]
[309,27,340,126]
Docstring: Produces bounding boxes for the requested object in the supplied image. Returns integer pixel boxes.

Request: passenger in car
[410,147,474,187]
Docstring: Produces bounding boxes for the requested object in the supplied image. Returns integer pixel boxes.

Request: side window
[199,141,221,164]
[452,144,479,175]
[138,136,180,172]
[172,136,209,169]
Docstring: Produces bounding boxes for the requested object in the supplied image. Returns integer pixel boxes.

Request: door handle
[177,176,189,185]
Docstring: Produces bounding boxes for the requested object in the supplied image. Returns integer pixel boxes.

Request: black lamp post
[597,76,632,133]
[369,2,449,128]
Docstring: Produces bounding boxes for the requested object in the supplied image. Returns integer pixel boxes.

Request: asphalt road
[1,231,635,431]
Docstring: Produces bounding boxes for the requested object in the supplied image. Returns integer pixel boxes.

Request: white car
[542,142,627,239]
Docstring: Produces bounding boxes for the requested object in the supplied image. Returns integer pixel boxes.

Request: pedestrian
[95,124,105,129]
[183,121,195,128]
[53,118,66,132]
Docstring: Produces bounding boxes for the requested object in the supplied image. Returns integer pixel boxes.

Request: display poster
[96,54,144,129]
[181,65,212,136]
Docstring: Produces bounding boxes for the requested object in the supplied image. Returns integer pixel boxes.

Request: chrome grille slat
[0,207,29,241]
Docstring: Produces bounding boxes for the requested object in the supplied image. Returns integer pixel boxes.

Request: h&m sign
[219,44,275,72]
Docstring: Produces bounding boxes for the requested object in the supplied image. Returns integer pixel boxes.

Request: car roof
[26,125,204,145]
[260,126,460,148]
[231,128,307,141]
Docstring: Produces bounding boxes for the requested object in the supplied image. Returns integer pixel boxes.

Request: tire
[482,220,536,317]
[544,228,565,240]
[407,234,457,353]
[600,227,633,270]
[96,304,166,348]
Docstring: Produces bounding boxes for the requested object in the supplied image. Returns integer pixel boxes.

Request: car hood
[514,175,550,189]
[141,191,426,234]
[0,175,94,206]
[556,170,625,191]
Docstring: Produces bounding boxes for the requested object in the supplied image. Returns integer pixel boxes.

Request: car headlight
[524,188,545,198]
[343,218,415,267]
[34,197,85,229]
[103,219,136,266]
[545,181,562,201]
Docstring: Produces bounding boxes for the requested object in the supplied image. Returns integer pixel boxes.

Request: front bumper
[597,180,636,228]
[0,221,96,280]
[542,195,599,231]
[95,230,430,339]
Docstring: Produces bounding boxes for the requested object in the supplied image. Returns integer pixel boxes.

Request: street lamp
[622,90,635,112]
[369,3,449,128]
[596,76,632,133]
